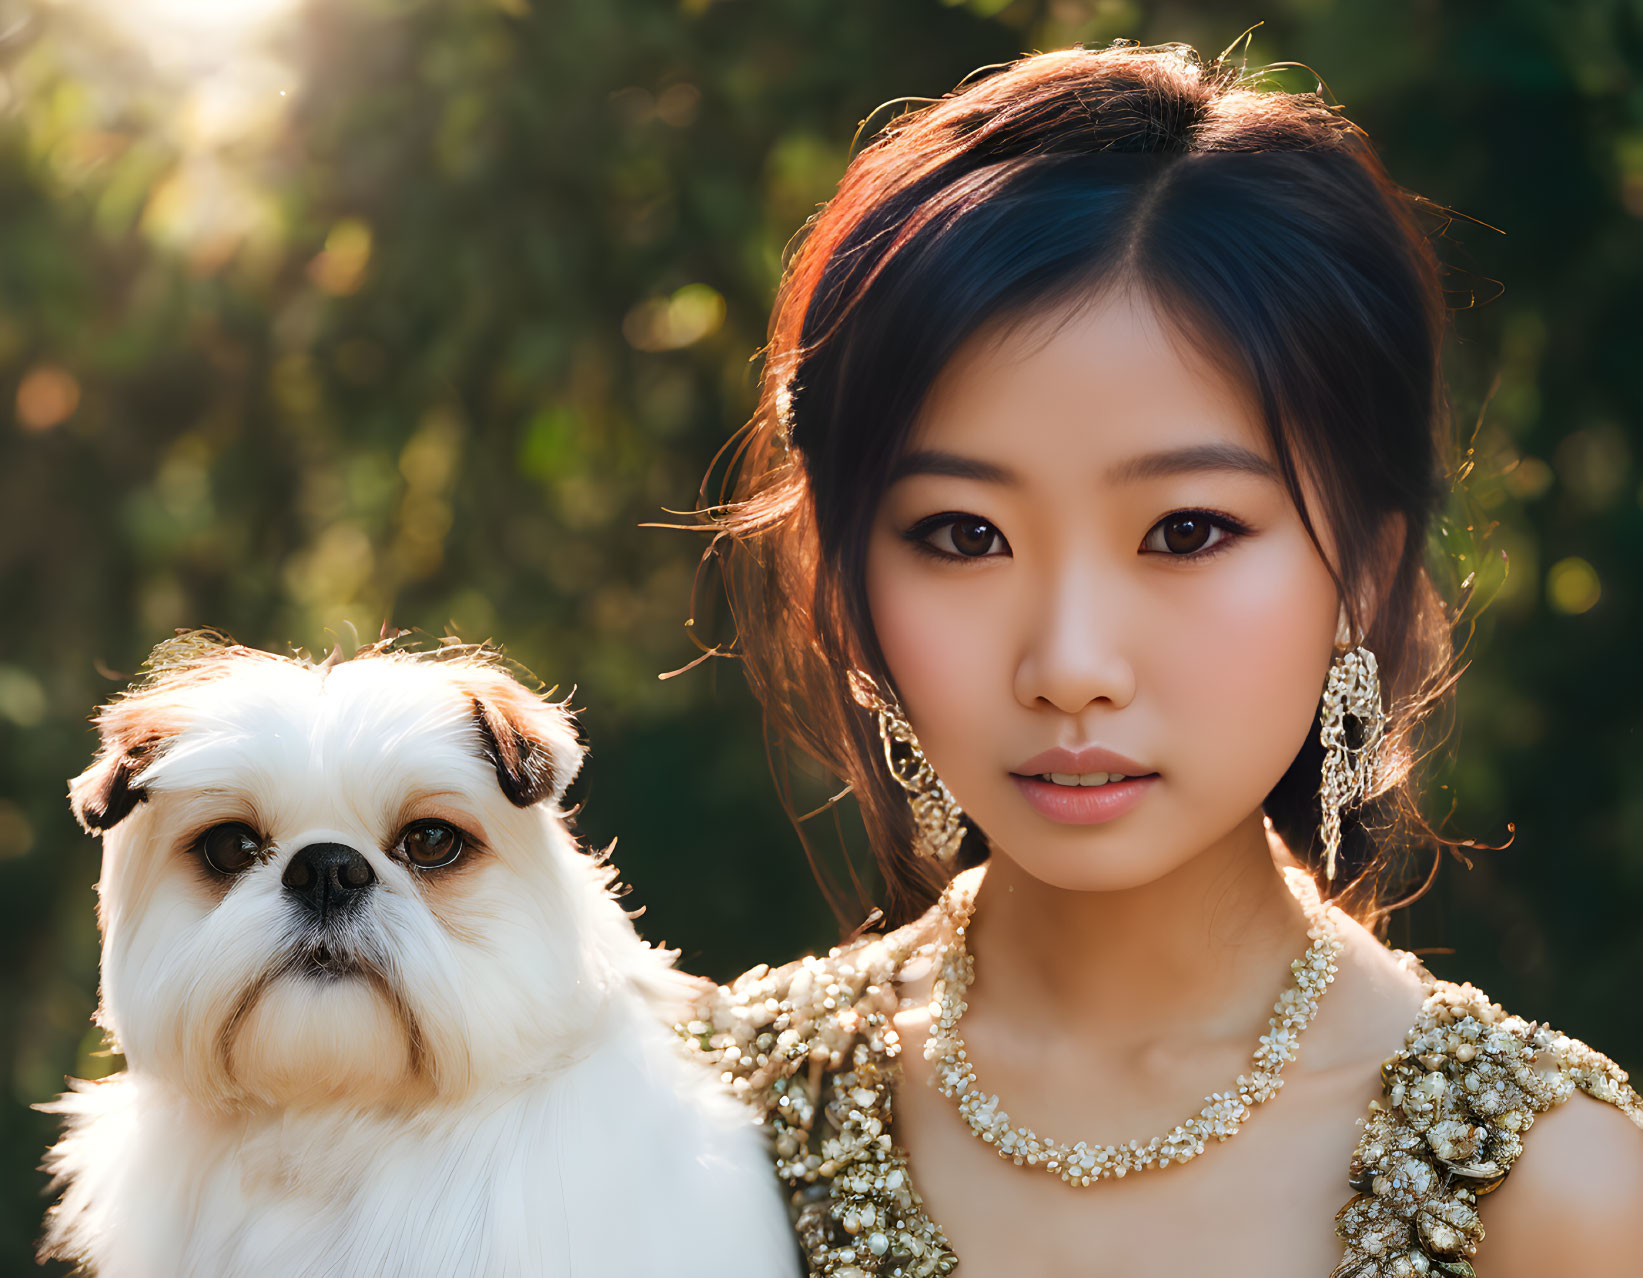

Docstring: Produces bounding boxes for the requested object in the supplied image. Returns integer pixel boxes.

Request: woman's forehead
[902,289,1273,482]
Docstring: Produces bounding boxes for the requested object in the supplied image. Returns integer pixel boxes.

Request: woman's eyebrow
[1105,443,1279,484]
[887,443,1279,487]
[887,450,1019,485]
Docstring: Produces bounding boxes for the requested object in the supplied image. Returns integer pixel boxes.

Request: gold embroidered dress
[678,882,1643,1278]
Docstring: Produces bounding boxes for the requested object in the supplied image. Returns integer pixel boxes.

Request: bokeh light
[15,365,80,431]
[1546,556,1602,615]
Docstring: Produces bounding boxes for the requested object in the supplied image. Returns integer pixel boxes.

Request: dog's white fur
[42,635,799,1278]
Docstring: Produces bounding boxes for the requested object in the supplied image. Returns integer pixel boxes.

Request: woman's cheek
[1148,541,1337,805]
[866,556,1005,786]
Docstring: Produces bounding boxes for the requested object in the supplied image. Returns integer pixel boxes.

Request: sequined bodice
[679,905,1643,1278]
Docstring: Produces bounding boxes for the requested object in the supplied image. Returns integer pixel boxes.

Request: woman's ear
[461,674,586,809]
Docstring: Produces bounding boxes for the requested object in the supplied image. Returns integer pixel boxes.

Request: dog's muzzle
[282,843,375,924]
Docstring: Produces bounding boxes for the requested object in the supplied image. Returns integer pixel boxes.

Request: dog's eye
[197,823,263,875]
[397,820,465,870]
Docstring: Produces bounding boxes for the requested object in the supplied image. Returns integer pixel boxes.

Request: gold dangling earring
[846,668,967,868]
[1317,612,1388,886]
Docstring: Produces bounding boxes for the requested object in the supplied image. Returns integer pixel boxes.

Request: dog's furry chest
[45,1022,800,1278]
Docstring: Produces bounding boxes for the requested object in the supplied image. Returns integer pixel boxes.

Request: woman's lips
[1009,772,1159,825]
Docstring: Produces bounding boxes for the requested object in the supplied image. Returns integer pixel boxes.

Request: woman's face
[864,287,1344,892]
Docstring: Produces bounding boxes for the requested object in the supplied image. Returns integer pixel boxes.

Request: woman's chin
[981,837,1197,896]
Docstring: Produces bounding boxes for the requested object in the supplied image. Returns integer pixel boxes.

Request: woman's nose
[1012,570,1137,714]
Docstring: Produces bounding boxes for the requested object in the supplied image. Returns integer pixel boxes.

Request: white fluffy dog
[40,631,799,1278]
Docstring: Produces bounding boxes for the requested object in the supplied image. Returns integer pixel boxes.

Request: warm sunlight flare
[88,0,305,61]
[56,0,306,262]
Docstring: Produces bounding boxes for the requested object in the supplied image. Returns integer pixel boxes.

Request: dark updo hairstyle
[687,41,1472,934]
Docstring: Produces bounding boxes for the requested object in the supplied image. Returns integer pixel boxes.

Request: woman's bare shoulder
[1465,987,1643,1275]
[1473,1080,1643,1274]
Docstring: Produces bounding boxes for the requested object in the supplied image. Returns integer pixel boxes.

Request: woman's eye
[910,515,1010,560]
[197,822,263,875]
[1142,511,1241,558]
[397,821,466,870]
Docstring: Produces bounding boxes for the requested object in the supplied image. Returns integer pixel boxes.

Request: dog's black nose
[282,843,375,918]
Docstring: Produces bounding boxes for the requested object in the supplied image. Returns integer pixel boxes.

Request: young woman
[676,41,1643,1278]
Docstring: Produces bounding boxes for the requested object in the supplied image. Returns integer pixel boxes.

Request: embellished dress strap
[1333,960,1643,1278]
[678,908,957,1277]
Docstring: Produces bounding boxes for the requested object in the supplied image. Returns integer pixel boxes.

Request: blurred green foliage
[2,0,1640,1269]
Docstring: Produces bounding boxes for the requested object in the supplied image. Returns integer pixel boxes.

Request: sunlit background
[3,0,1641,1267]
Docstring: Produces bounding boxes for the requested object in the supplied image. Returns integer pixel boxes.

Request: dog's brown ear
[68,736,157,833]
[465,679,585,809]
[67,630,251,834]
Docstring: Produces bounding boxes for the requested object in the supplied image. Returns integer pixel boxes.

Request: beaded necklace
[924,864,1346,1185]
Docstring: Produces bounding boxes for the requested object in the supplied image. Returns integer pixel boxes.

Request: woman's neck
[962,813,1317,1056]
